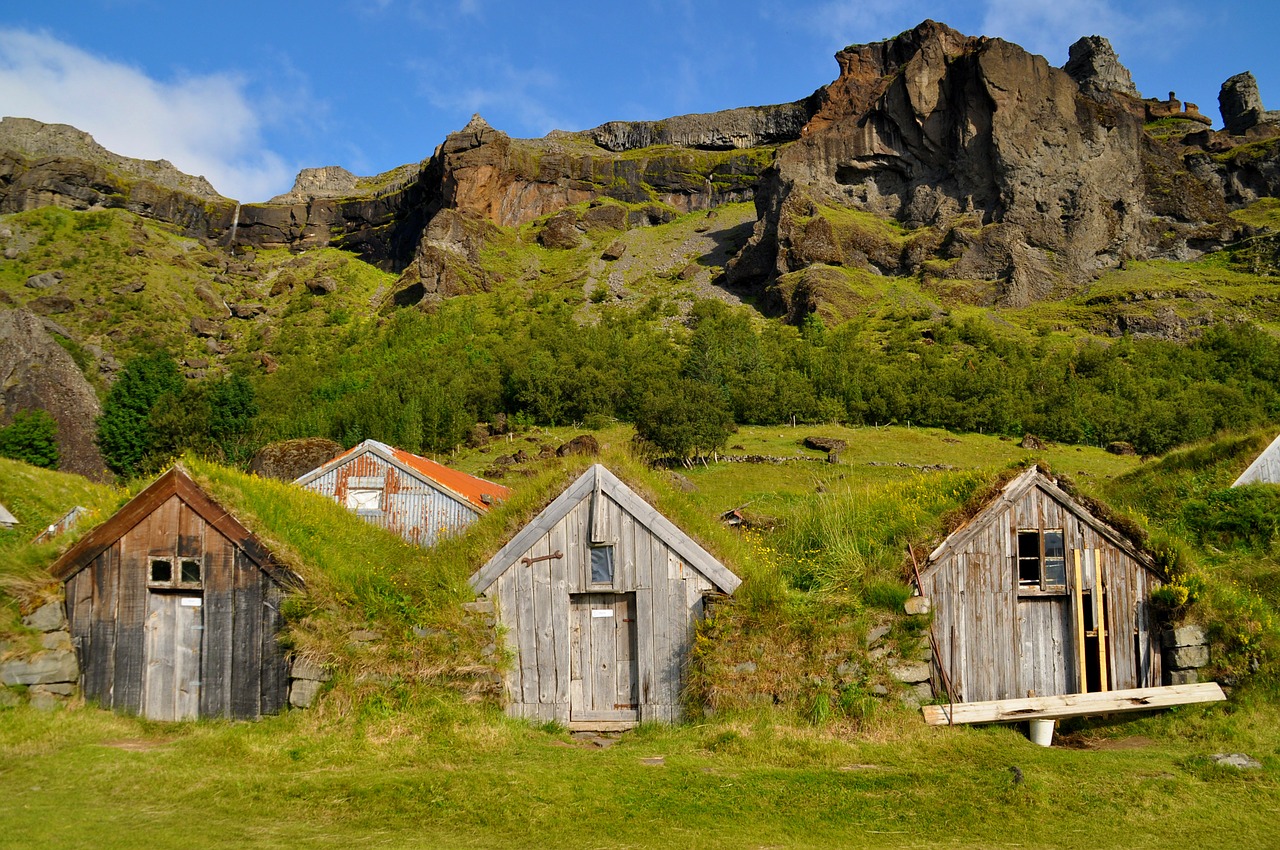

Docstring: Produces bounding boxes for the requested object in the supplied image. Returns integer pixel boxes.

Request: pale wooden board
[174,595,202,720]
[922,682,1227,726]
[144,591,176,720]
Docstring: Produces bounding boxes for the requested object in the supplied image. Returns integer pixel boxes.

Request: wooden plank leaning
[921,682,1226,726]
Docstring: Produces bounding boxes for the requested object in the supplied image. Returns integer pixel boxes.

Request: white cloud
[0,28,295,201]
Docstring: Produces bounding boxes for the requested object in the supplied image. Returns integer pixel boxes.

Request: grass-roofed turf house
[48,466,300,721]
[296,439,510,547]
[470,464,741,730]
[916,467,1167,706]
[1232,433,1280,486]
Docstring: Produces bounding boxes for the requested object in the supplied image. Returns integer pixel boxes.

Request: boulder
[601,240,627,261]
[803,435,847,453]
[1021,434,1047,450]
[248,437,343,481]
[1219,72,1280,135]
[1162,624,1207,648]
[189,317,221,337]
[538,210,584,249]
[291,658,332,682]
[229,303,266,319]
[582,203,629,232]
[1063,36,1139,99]
[305,276,338,295]
[888,660,932,684]
[1166,644,1210,669]
[556,434,600,457]
[1106,441,1137,456]
[25,271,64,289]
[290,678,324,709]
[111,279,146,295]
[29,295,74,315]
[1211,753,1262,770]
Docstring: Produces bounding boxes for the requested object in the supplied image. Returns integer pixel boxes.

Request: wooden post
[1073,549,1087,693]
[1096,557,1108,693]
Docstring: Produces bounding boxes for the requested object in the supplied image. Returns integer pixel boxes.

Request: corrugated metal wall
[923,483,1161,703]
[300,451,481,547]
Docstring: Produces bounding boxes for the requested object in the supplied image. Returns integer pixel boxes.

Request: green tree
[635,379,734,461]
[0,409,59,469]
[96,351,183,477]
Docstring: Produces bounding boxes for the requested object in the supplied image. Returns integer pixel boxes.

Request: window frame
[589,544,615,586]
[148,555,204,590]
[1015,528,1068,596]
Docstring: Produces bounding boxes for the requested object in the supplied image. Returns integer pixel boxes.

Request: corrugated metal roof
[307,440,510,512]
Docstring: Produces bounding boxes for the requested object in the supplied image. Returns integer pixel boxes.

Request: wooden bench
[921,682,1227,726]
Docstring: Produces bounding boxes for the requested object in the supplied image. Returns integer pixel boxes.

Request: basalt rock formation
[725,21,1230,308]
[0,309,108,481]
[1,21,1278,320]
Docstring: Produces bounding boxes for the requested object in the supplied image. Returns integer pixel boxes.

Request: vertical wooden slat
[174,596,202,720]
[87,547,118,706]
[230,549,263,719]
[201,530,235,718]
[549,520,570,718]
[143,591,175,719]
[516,544,539,708]
[259,579,288,716]
[634,521,655,717]
[532,534,555,706]
[113,514,150,715]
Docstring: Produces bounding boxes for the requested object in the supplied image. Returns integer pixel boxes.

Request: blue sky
[2,1,1277,202]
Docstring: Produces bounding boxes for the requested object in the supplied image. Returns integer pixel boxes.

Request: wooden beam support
[1073,549,1087,694]
[921,682,1226,726]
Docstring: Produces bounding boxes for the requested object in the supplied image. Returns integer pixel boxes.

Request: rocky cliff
[2,21,1280,316]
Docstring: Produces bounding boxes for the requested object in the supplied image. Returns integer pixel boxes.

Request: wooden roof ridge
[921,467,1154,580]
[1232,432,1280,487]
[293,438,509,512]
[469,464,742,595]
[48,465,296,586]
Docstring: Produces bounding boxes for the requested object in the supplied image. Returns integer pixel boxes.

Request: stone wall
[1163,624,1211,685]
[0,600,79,710]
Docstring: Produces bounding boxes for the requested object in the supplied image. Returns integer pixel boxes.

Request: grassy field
[2,428,1278,848]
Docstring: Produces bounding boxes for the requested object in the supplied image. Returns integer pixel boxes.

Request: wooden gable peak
[469,464,741,595]
[921,467,1153,580]
[48,465,295,586]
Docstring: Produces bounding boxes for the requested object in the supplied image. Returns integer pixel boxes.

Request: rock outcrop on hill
[1,20,1278,320]
[0,309,108,481]
[725,20,1229,307]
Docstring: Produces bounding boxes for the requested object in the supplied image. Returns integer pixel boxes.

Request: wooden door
[143,592,203,720]
[569,593,639,724]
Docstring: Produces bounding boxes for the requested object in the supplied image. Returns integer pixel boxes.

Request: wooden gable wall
[300,450,480,547]
[920,480,1162,704]
[483,486,720,727]
[63,494,288,720]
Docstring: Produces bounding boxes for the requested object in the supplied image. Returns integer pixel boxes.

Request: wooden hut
[48,467,299,721]
[916,467,1164,704]
[296,439,510,547]
[469,464,741,730]
[1233,433,1280,486]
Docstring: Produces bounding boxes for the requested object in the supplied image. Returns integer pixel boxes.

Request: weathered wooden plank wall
[63,493,289,720]
[924,482,1162,703]
[489,490,716,726]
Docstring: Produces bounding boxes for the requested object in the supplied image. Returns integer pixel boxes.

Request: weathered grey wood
[144,591,176,719]
[112,514,149,714]
[200,533,235,718]
[230,549,264,719]
[922,682,1227,726]
[531,535,555,706]
[549,520,570,712]
[589,481,608,544]
[174,595,202,720]
[259,579,287,715]
[516,542,539,706]
[86,549,117,706]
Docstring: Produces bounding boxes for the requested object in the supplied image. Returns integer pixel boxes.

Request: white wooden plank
[922,683,1227,726]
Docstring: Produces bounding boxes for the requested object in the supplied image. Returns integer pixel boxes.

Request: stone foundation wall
[1163,624,1211,685]
[0,600,79,710]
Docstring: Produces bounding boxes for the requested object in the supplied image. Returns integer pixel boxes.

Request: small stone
[290,677,323,708]
[306,276,337,295]
[1167,669,1200,685]
[190,317,221,338]
[1162,624,1207,648]
[904,596,932,616]
[1166,644,1209,669]
[733,661,758,674]
[23,601,66,632]
[601,241,627,261]
[866,625,891,647]
[290,658,331,682]
[481,643,497,657]
[28,689,61,712]
[37,682,75,696]
[40,632,72,651]
[868,645,891,661]
[0,688,20,708]
[25,271,64,289]
[888,661,932,684]
[348,629,381,644]
[1211,753,1262,770]
[0,650,78,686]
[462,600,495,614]
[836,660,862,680]
[871,684,889,696]
[640,756,665,766]
[111,280,146,295]
[3,247,19,260]
[229,303,266,319]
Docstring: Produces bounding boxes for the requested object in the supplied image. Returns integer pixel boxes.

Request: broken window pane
[180,558,202,584]
[590,546,615,584]
[150,559,172,583]
[1017,531,1041,586]
[346,488,382,512]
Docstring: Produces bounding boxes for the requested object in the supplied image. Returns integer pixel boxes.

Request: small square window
[180,558,201,584]
[347,488,382,512]
[150,559,172,583]
[590,546,615,584]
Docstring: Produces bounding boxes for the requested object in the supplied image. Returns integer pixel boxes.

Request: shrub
[0,410,59,469]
